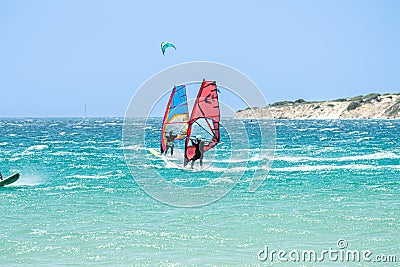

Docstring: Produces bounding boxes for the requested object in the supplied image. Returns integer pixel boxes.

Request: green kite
[161,41,176,55]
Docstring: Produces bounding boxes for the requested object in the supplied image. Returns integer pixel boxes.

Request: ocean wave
[356,136,373,142]
[5,123,24,126]
[38,183,105,191]
[272,164,367,172]
[65,175,109,179]
[10,175,42,187]
[120,145,147,151]
[171,178,189,183]
[272,164,400,172]
[205,166,269,173]
[338,152,399,161]
[210,178,235,184]
[347,131,360,135]
[213,156,271,164]
[29,229,49,236]
[102,140,121,144]
[141,161,269,173]
[49,151,75,156]
[319,127,340,132]
[143,159,400,174]
[275,152,400,163]
[27,144,48,151]
[19,145,49,156]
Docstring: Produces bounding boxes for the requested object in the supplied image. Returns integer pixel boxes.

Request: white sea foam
[275,156,316,162]
[272,164,400,172]
[102,140,121,144]
[347,131,360,135]
[319,127,340,132]
[120,145,147,151]
[206,166,268,173]
[10,175,42,187]
[385,165,400,170]
[65,175,109,179]
[356,136,373,142]
[30,229,49,236]
[28,144,48,151]
[338,152,399,161]
[210,178,235,184]
[50,151,75,156]
[19,145,49,155]
[171,178,189,183]
[208,155,270,164]
[284,164,371,172]
[275,152,400,163]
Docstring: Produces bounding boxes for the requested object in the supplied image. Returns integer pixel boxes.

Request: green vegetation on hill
[271,99,307,107]
[347,101,362,111]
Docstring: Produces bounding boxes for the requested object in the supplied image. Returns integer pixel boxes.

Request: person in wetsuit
[186,135,205,169]
[164,130,178,156]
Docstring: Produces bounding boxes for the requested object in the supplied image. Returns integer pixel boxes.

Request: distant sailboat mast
[84,103,87,119]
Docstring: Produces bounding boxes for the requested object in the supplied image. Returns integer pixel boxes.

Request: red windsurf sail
[184,80,220,162]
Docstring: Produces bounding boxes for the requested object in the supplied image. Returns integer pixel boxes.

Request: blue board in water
[0,173,20,187]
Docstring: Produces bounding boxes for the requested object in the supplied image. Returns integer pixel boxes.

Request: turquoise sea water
[0,118,399,266]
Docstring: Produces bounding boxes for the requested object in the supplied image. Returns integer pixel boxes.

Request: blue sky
[0,0,399,117]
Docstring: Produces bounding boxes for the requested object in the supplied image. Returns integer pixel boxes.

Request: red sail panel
[184,80,220,162]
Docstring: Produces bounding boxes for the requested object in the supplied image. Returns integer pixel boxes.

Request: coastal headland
[236,93,400,119]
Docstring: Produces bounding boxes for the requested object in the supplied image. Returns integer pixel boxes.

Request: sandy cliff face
[235,94,400,119]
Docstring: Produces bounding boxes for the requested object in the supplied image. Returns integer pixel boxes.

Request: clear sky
[0,0,399,117]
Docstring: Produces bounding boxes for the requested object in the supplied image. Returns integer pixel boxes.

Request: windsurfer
[185,135,204,169]
[164,130,178,156]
